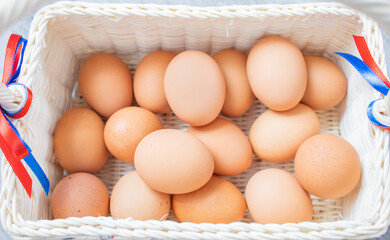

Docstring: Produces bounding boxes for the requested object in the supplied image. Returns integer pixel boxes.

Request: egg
[134,50,175,114]
[54,107,108,173]
[301,56,347,110]
[51,173,109,219]
[104,107,163,163]
[78,53,133,118]
[172,175,246,223]
[134,129,214,194]
[187,117,252,176]
[212,49,254,117]
[249,103,320,162]
[245,168,313,224]
[110,171,171,220]
[247,36,307,111]
[295,134,361,199]
[164,50,225,126]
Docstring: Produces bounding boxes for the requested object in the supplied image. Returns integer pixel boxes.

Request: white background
[0,0,390,239]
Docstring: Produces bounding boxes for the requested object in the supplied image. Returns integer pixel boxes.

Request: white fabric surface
[1,0,390,239]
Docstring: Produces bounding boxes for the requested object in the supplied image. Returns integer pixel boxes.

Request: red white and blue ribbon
[0,34,49,197]
[336,35,390,130]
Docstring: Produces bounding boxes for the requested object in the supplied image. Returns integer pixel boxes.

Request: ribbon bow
[336,36,390,130]
[0,34,49,197]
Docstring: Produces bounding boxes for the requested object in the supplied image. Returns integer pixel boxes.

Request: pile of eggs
[51,36,362,224]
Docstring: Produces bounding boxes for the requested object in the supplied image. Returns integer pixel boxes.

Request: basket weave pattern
[0,2,389,239]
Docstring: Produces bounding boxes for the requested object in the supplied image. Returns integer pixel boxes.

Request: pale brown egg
[78,53,133,118]
[104,107,163,163]
[247,36,307,111]
[134,50,175,114]
[212,49,254,117]
[164,50,225,126]
[172,175,246,223]
[187,117,252,176]
[295,134,361,199]
[110,171,171,220]
[51,173,109,219]
[249,103,320,162]
[134,129,214,194]
[245,168,313,224]
[54,107,108,173]
[301,56,347,110]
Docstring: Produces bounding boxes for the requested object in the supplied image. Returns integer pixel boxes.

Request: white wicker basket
[0,1,389,239]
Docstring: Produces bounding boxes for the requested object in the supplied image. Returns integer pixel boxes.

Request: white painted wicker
[0,1,389,239]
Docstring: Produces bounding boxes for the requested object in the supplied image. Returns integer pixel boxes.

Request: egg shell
[172,175,246,223]
[245,168,313,224]
[78,53,133,118]
[51,173,109,219]
[134,129,214,194]
[164,50,225,126]
[134,50,175,114]
[301,56,347,110]
[212,49,254,117]
[247,36,307,111]
[54,107,108,173]
[249,103,320,162]
[187,117,252,176]
[104,107,163,163]
[295,134,361,199]
[110,171,171,220]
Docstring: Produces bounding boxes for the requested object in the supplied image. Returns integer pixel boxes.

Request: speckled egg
[51,173,109,219]
[295,134,361,199]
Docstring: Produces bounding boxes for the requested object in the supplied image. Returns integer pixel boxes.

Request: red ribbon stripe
[353,35,390,89]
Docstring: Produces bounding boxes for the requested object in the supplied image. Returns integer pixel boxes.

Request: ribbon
[335,35,390,130]
[0,34,50,197]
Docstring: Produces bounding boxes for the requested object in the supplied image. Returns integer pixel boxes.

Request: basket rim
[37,1,357,19]
[1,1,389,239]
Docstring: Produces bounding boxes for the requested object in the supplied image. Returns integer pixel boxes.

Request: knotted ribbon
[0,34,49,197]
[336,35,390,130]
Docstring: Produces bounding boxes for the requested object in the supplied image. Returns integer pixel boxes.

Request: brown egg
[249,104,320,162]
[104,107,163,163]
[164,50,225,126]
[134,50,175,114]
[134,129,214,194]
[301,56,347,110]
[245,168,313,224]
[212,49,254,117]
[247,36,307,111]
[110,171,171,220]
[51,173,109,219]
[172,175,246,223]
[187,117,252,176]
[54,107,108,173]
[295,134,361,199]
[79,53,133,118]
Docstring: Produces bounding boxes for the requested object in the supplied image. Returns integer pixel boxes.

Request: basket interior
[13,3,385,225]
